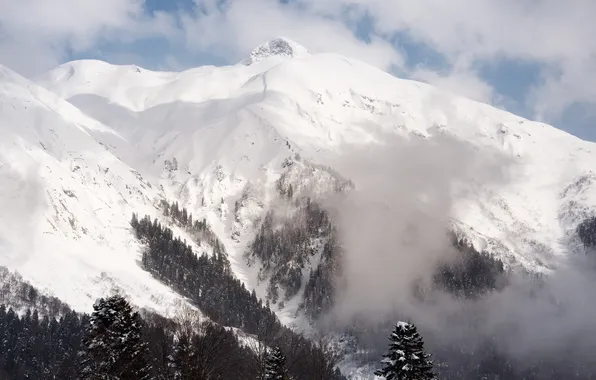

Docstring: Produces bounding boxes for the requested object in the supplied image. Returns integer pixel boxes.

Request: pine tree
[169,333,197,380]
[265,347,288,380]
[79,295,152,380]
[374,322,435,380]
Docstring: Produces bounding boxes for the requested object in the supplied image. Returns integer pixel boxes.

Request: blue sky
[0,0,594,141]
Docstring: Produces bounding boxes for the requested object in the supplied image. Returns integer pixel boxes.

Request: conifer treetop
[374,321,435,380]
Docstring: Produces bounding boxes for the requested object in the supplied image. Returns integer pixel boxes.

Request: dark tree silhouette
[578,216,596,248]
[433,235,507,298]
[79,295,152,380]
[265,347,289,380]
[131,212,344,380]
[375,322,435,380]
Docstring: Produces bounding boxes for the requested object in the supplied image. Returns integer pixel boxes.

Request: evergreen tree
[578,216,596,248]
[131,211,345,380]
[79,295,152,380]
[375,322,435,380]
[265,347,288,380]
[168,333,194,380]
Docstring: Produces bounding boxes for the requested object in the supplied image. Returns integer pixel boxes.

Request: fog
[319,134,596,378]
[325,134,511,322]
[0,160,45,266]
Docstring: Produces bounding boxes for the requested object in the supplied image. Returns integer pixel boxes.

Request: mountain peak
[242,37,309,65]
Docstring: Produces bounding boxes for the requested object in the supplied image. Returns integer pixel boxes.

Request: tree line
[248,197,342,319]
[0,305,85,379]
[131,213,344,380]
[159,199,227,257]
[3,290,583,380]
[0,293,337,380]
[0,266,72,319]
[578,216,596,249]
[433,234,508,298]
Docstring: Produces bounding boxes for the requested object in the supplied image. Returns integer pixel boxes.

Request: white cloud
[177,0,595,126]
[304,0,596,122]
[410,67,496,105]
[0,0,401,77]
[0,0,593,133]
[0,0,176,75]
[180,0,403,70]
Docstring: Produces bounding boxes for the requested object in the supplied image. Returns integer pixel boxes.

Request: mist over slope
[0,37,595,378]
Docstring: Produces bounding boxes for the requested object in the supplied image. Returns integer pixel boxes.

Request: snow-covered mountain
[2,37,596,322]
[0,64,196,314]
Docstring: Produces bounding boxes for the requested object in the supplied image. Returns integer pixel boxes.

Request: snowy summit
[242,37,310,65]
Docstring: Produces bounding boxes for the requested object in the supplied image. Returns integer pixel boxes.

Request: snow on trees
[79,295,152,380]
[375,321,435,380]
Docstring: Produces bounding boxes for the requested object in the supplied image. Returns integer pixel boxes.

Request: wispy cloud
[0,0,176,75]
[0,0,593,137]
[178,0,402,69]
[348,0,596,123]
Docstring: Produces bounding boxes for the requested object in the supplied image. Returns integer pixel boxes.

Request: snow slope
[0,64,199,314]
[5,37,595,318]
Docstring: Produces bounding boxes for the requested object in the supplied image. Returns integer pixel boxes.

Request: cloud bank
[0,0,593,133]
[323,133,512,322]
[318,134,596,378]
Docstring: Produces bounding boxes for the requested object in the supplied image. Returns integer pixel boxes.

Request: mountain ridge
[0,63,199,314]
[1,37,596,320]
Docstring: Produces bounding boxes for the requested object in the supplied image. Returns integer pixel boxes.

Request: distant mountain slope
[0,64,192,313]
[0,36,589,326]
[3,37,591,380]
[37,38,596,278]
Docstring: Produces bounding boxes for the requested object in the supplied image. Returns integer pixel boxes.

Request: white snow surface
[1,37,595,318]
[0,64,194,315]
